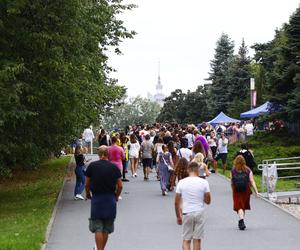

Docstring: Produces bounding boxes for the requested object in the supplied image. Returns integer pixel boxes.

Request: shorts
[182,211,205,240]
[85,141,91,148]
[142,158,152,168]
[214,153,227,164]
[89,218,115,234]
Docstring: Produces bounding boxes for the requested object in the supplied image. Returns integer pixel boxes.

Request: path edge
[216,173,300,221]
[41,178,67,250]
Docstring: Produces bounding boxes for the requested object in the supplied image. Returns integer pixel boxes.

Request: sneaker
[122,179,130,182]
[165,191,168,195]
[75,194,84,200]
[134,173,138,177]
[118,196,122,200]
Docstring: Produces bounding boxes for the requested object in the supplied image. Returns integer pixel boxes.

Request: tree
[207,33,235,116]
[227,39,252,118]
[0,0,135,174]
[156,89,186,123]
[252,6,300,121]
[102,96,161,131]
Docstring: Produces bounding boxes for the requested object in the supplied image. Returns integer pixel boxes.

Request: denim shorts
[89,218,115,234]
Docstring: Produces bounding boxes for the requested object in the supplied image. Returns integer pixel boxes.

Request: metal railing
[262,156,300,165]
[257,157,300,193]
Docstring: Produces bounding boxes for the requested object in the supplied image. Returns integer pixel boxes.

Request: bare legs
[143,166,150,179]
[183,239,201,250]
[130,158,138,177]
[95,232,108,250]
[238,209,244,220]
[212,160,226,174]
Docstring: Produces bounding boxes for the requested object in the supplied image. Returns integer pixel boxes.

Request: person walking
[177,138,193,162]
[141,134,154,180]
[74,146,87,200]
[167,141,178,191]
[231,155,258,230]
[175,162,211,250]
[192,153,210,179]
[85,146,123,250]
[157,145,174,196]
[108,136,125,173]
[213,132,228,174]
[174,157,189,182]
[83,126,95,154]
[119,132,130,182]
[235,143,257,172]
[127,134,140,178]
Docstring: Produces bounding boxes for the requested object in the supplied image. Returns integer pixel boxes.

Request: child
[193,153,210,178]
[174,157,189,182]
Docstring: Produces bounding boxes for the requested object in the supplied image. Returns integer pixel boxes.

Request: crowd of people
[71,122,258,250]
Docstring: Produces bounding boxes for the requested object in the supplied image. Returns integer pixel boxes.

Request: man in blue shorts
[85,146,123,250]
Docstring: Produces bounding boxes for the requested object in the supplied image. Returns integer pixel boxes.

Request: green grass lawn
[0,156,70,250]
[214,130,300,193]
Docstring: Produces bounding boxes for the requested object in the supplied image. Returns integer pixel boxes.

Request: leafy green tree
[156,89,186,123]
[102,96,161,131]
[252,6,300,120]
[0,0,135,174]
[207,33,235,116]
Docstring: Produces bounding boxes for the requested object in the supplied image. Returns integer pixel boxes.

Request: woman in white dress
[127,134,140,177]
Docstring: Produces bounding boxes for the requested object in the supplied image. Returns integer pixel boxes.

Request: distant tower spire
[154,61,165,106]
[156,61,163,94]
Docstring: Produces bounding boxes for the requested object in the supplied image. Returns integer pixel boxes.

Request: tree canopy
[102,96,161,131]
[0,0,135,175]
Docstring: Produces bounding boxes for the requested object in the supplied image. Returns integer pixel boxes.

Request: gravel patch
[276,197,300,220]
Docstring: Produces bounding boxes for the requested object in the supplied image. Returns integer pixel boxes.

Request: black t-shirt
[85,160,121,195]
[75,154,85,166]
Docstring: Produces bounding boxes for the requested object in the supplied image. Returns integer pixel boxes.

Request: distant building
[148,70,165,107]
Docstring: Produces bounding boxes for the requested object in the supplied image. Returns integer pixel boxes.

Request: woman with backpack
[231,155,258,230]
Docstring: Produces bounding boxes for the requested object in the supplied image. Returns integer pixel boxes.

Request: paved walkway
[46,167,300,250]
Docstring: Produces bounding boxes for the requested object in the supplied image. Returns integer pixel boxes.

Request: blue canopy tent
[240,101,271,118]
[208,112,241,126]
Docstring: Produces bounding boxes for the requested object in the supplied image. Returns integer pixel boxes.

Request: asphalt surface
[46,166,300,250]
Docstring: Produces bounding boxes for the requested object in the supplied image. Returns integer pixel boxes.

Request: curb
[216,172,300,221]
[41,178,67,250]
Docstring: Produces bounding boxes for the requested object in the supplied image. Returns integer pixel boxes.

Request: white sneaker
[118,196,122,200]
[75,194,84,200]
[134,173,138,177]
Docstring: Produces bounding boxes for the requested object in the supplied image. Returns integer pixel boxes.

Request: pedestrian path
[46,169,300,250]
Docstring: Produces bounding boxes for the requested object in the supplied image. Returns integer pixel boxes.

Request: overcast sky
[108,0,300,98]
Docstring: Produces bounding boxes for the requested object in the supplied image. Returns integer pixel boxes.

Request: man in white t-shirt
[184,129,194,150]
[213,132,228,174]
[244,121,254,136]
[83,127,95,153]
[175,162,211,250]
[177,138,192,161]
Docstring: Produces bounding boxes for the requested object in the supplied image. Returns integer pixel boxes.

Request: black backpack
[232,171,249,192]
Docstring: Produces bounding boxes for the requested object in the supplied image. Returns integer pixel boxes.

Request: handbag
[162,153,173,171]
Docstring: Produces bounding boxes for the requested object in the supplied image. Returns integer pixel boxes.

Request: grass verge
[0,156,70,250]
[214,130,300,192]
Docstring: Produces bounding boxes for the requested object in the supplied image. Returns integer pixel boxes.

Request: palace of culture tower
[147,65,165,106]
